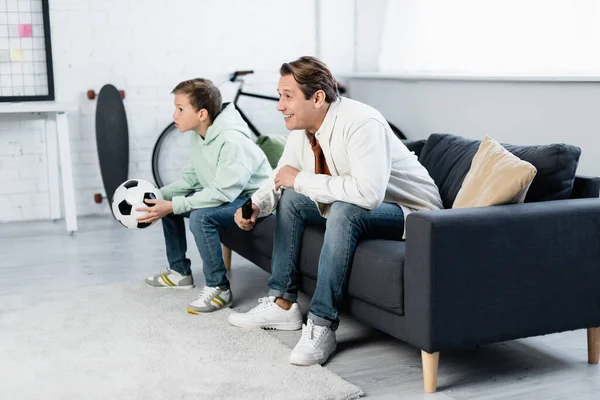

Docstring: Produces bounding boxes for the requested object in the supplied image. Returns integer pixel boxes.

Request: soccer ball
[111,179,164,229]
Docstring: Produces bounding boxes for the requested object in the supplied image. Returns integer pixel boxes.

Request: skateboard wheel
[89,88,125,99]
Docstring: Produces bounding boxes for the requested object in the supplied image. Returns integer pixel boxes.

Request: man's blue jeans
[161,196,247,289]
[267,189,405,330]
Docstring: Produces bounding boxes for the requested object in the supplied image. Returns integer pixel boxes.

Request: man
[228,56,443,365]
[137,78,271,314]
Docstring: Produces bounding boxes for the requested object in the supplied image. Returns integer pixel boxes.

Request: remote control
[242,198,253,219]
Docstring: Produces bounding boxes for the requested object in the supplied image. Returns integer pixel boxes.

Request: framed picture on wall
[0,0,54,102]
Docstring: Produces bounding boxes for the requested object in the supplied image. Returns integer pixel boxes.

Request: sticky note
[18,24,32,37]
[10,48,23,62]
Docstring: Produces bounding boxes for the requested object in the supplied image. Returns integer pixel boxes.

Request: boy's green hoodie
[161,103,272,214]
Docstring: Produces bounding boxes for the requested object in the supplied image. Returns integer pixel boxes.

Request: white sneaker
[188,286,232,314]
[145,268,194,289]
[289,319,337,366]
[228,296,303,330]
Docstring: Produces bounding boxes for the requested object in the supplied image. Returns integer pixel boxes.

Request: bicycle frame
[231,74,279,138]
[233,89,279,138]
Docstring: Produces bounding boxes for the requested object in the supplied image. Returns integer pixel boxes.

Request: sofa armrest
[571,175,600,199]
[404,198,600,353]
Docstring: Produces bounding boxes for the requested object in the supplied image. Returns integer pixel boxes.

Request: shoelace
[248,297,275,313]
[197,286,220,303]
[299,319,322,345]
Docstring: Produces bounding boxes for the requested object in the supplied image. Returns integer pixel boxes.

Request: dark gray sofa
[221,133,600,392]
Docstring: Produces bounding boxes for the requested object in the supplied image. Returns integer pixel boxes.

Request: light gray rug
[0,283,363,400]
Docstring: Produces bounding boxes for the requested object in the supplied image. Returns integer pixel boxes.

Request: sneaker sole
[145,282,194,290]
[187,301,233,315]
[228,319,302,331]
[288,343,337,366]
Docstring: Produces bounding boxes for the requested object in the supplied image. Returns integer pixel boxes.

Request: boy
[137,78,271,313]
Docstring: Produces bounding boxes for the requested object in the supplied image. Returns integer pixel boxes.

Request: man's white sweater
[252,97,443,231]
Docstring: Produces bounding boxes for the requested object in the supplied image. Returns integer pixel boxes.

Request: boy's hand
[234,203,259,231]
[136,199,173,224]
[274,165,300,190]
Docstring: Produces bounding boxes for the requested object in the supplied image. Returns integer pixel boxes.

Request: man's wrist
[293,171,307,192]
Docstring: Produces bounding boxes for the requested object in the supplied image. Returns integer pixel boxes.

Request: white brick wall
[0,0,319,222]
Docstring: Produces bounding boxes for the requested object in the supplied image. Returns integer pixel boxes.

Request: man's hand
[136,199,173,224]
[274,165,300,190]
[234,202,260,231]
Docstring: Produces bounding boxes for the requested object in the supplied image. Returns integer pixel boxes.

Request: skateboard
[90,84,129,212]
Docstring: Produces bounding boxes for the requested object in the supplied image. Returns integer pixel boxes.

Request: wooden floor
[1,216,599,399]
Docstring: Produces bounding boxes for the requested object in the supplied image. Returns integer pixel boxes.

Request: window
[379,0,600,76]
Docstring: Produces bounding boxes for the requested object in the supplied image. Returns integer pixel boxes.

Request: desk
[0,102,78,233]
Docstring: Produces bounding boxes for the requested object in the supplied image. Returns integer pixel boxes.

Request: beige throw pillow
[453,136,537,208]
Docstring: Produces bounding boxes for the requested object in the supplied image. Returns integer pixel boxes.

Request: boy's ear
[196,108,209,122]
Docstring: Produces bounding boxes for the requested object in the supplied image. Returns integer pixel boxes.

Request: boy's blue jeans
[267,189,405,331]
[161,196,247,289]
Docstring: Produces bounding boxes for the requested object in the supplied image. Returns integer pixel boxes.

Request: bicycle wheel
[151,122,190,188]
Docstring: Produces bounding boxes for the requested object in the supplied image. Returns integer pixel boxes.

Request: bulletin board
[0,0,54,102]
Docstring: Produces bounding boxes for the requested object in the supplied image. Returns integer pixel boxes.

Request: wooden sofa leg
[222,245,232,270]
[421,350,439,393]
[588,327,600,364]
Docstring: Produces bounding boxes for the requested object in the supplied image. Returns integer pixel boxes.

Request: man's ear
[313,90,327,108]
[197,108,209,122]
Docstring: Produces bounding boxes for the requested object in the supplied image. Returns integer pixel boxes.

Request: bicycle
[151,70,406,188]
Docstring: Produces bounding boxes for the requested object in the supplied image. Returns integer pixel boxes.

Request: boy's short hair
[171,78,222,122]
[280,56,339,103]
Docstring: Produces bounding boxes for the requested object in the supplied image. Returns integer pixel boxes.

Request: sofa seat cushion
[299,226,406,316]
[419,133,581,208]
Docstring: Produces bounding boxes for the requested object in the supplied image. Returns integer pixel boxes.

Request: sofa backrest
[571,176,600,199]
[416,134,582,209]
[401,139,427,158]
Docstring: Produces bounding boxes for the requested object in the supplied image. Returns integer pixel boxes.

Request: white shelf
[0,101,78,113]
[340,72,600,83]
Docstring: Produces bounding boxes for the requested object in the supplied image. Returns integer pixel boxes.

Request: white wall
[345,0,600,179]
[355,0,387,73]
[347,77,600,177]
[6,0,597,224]
[0,0,319,222]
[317,0,387,73]
[317,0,354,73]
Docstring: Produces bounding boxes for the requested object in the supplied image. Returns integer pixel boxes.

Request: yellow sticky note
[10,48,23,62]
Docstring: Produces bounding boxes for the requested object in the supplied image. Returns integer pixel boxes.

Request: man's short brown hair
[172,78,222,122]
[280,56,339,103]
